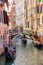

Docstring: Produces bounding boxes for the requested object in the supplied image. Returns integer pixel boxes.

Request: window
[24,1,26,9]
[28,9,31,17]
[37,6,39,13]
[0,11,2,23]
[27,22,29,28]
[1,0,4,3]
[31,8,36,17]
[37,18,40,27]
[42,7,43,13]
[39,6,42,13]
[26,22,29,28]
[3,10,9,25]
[0,35,2,44]
[31,20,34,29]
[30,0,34,4]
[37,6,42,13]
[42,16,43,23]
[28,8,36,17]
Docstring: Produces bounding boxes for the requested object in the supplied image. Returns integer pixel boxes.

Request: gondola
[5,47,16,60]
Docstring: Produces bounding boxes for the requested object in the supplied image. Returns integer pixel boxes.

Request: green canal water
[0,39,43,65]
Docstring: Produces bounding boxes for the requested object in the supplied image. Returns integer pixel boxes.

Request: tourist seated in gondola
[5,46,16,59]
[3,42,16,59]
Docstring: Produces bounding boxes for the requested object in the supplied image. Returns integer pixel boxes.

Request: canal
[0,38,43,65]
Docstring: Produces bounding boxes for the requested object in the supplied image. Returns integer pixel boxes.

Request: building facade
[16,0,25,32]
[25,0,43,33]
[8,0,16,30]
[0,0,9,55]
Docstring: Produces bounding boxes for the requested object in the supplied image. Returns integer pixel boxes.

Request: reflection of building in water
[34,47,43,65]
[33,48,39,65]
[37,24,43,45]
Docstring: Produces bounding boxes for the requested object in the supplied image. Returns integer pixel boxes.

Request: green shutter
[39,6,42,13]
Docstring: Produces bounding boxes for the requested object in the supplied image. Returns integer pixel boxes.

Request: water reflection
[14,39,43,65]
[0,55,5,65]
[5,59,14,65]
[0,39,43,65]
[34,46,43,65]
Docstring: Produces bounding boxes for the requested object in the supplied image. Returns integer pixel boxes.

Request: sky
[8,0,13,4]
[7,0,13,12]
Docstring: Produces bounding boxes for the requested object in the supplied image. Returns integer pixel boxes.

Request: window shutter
[27,22,29,28]
[37,5,42,13]
[39,6,42,13]
[37,6,39,13]
[3,10,9,25]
